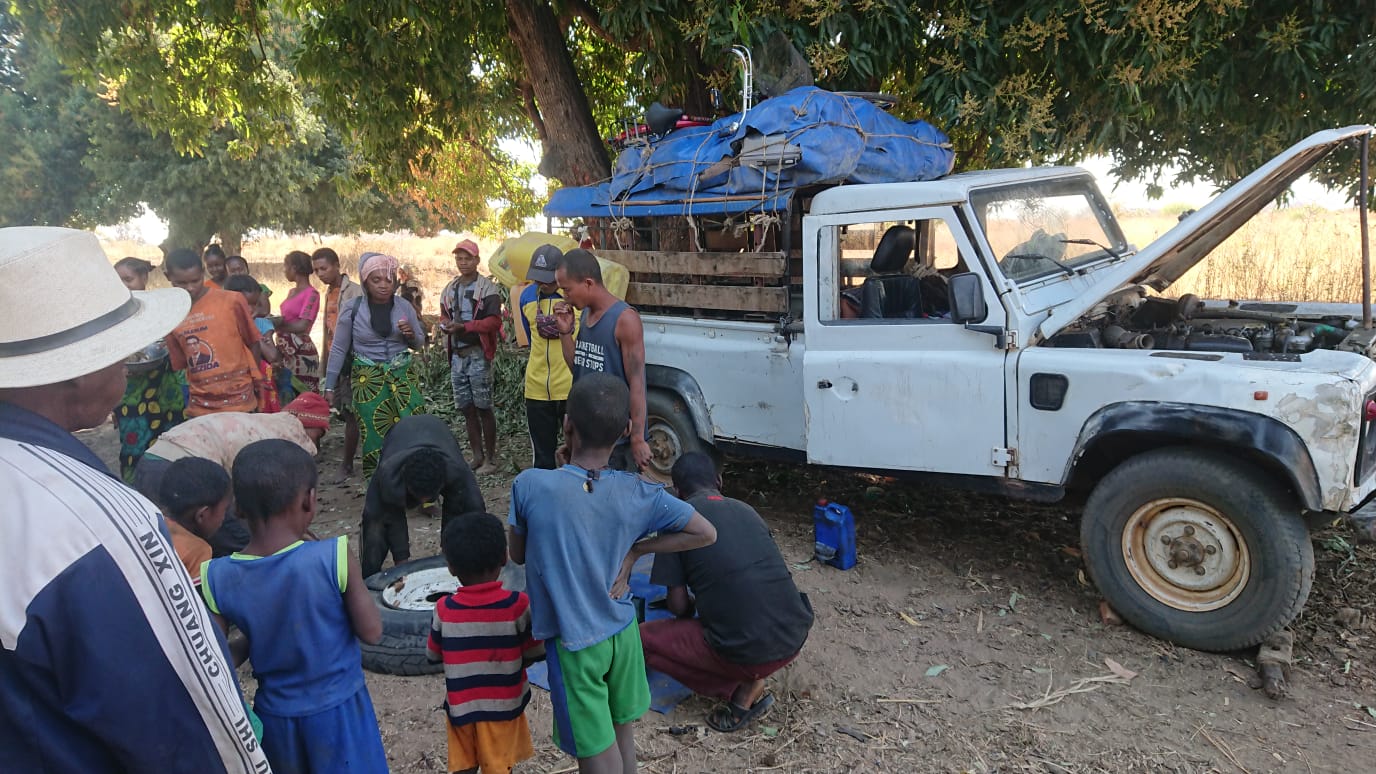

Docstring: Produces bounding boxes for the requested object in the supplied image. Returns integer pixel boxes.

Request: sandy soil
[77,420,1376,774]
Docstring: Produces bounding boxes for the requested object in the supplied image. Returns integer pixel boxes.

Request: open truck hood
[1038,125,1375,340]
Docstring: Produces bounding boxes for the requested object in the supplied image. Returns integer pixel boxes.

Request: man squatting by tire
[360,413,485,577]
[640,452,814,732]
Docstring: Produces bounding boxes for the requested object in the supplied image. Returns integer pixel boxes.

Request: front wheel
[1081,448,1313,652]
[643,389,716,485]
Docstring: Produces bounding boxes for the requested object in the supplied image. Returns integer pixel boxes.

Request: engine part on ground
[1256,629,1294,700]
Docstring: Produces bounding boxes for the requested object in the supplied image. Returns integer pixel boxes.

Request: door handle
[817,379,832,389]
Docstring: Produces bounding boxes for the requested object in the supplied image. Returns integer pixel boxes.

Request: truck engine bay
[1048,287,1376,357]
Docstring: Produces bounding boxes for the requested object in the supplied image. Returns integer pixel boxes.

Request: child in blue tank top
[201,439,388,774]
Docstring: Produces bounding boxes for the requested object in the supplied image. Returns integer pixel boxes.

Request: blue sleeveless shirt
[572,301,629,382]
[201,537,365,717]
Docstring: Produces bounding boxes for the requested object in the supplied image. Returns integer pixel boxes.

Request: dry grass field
[103,205,1370,313]
[101,233,503,317]
[1118,205,1369,303]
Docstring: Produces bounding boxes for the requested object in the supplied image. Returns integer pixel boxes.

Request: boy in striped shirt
[429,512,545,774]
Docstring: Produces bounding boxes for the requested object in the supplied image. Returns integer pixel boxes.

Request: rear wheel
[1080,448,1313,652]
[361,556,456,676]
[360,556,527,675]
[644,389,715,485]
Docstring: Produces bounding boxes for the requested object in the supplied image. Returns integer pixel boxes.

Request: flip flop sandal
[706,694,775,733]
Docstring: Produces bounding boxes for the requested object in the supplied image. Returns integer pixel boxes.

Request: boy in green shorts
[508,374,716,773]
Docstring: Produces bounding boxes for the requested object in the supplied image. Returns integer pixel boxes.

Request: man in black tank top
[552,249,652,472]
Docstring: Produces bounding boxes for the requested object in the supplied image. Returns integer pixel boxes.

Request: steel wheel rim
[645,416,684,479]
[379,567,461,611]
[1121,497,1249,612]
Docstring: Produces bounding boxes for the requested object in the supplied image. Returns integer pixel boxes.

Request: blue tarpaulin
[544,86,953,219]
[544,187,794,218]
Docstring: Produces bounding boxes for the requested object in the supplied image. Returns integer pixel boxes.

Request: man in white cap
[0,228,270,772]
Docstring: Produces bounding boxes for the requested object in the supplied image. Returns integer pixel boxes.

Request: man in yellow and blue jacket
[519,245,578,468]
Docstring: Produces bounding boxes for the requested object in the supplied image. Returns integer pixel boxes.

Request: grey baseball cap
[527,244,563,283]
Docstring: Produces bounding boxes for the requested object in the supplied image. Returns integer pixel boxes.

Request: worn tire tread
[1081,447,1313,652]
[360,556,450,676]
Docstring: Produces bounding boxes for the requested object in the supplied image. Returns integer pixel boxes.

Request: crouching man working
[639,453,814,732]
[361,414,485,577]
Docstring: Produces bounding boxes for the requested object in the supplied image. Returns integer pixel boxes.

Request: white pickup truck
[550,125,1376,651]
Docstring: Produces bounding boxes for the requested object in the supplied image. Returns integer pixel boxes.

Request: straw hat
[0,227,191,389]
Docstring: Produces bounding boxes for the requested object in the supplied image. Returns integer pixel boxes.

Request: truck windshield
[971,179,1127,283]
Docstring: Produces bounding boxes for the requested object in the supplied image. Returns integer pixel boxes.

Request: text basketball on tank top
[572,301,628,382]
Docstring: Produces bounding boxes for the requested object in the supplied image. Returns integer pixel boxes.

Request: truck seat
[860,225,922,318]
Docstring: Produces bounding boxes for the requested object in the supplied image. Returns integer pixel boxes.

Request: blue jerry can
[813,500,857,570]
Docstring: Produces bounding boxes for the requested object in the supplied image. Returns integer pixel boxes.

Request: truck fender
[644,365,714,443]
[1066,401,1323,512]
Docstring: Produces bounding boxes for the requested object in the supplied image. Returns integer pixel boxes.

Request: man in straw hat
[0,228,269,772]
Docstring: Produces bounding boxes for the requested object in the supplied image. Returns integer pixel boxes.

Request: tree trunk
[505,0,610,186]
[219,231,243,256]
[677,47,716,118]
[160,219,211,257]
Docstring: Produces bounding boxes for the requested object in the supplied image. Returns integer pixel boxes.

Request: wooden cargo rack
[599,249,789,315]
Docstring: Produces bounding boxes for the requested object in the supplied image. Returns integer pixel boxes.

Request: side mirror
[947,272,988,324]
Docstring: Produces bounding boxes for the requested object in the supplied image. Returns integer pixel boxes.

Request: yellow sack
[488,232,628,300]
[488,232,576,287]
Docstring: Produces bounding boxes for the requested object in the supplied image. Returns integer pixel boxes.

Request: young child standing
[157,457,230,585]
[508,374,717,773]
[428,512,545,774]
[224,274,279,339]
[225,274,283,413]
[200,439,388,774]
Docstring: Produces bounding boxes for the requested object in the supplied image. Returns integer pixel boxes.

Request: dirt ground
[79,420,1376,774]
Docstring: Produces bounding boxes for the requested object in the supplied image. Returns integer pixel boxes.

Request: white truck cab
[547,125,1376,651]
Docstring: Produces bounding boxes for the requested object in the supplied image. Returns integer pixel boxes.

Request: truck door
[801,209,1011,476]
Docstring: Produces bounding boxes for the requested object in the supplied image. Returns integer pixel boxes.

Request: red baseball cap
[452,239,480,258]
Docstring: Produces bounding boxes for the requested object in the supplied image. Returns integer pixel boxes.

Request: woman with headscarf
[272,250,322,401]
[113,256,188,483]
[323,251,427,476]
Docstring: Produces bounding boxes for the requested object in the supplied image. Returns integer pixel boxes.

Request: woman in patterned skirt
[322,251,427,476]
[113,257,187,483]
[272,250,321,402]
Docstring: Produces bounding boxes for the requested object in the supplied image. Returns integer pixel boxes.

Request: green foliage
[0,11,126,227]
[911,2,1376,193]
[0,6,453,241]
[10,0,1376,210]
[416,338,530,440]
[13,0,303,155]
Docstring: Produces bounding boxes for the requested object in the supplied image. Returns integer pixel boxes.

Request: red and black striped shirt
[427,580,545,725]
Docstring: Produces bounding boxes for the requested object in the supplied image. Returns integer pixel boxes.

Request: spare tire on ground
[361,555,525,676]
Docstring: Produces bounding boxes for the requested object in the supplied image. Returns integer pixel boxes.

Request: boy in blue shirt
[509,373,716,773]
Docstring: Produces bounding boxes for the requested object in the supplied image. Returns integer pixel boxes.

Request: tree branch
[520,80,548,144]
[562,0,617,45]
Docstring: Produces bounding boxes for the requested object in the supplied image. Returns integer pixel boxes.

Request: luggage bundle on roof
[546,86,954,220]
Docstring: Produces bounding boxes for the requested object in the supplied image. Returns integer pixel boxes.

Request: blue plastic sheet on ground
[543,86,953,219]
[526,555,695,714]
